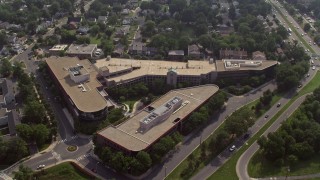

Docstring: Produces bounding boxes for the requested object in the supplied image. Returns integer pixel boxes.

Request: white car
[37,164,45,169]
[229,145,236,152]
[312,66,316,70]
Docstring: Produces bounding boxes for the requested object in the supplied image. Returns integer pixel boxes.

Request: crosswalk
[0,172,12,180]
[75,153,92,162]
[57,135,79,144]
[51,150,62,161]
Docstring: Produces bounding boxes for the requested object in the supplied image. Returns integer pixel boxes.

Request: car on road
[37,165,45,169]
[298,84,302,88]
[311,60,314,64]
[265,114,269,118]
[229,145,236,152]
[307,74,310,77]
[312,66,316,70]
[277,103,281,107]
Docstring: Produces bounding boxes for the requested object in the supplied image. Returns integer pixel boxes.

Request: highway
[236,1,320,180]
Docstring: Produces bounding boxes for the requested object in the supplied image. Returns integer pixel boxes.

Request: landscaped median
[165,90,281,179]
[208,71,320,180]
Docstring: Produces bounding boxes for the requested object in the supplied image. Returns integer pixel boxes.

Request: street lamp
[285,166,290,180]
[164,166,167,177]
[95,162,100,173]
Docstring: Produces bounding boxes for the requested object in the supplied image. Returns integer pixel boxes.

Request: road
[190,64,316,180]
[271,0,320,55]
[143,80,277,180]
[236,1,320,179]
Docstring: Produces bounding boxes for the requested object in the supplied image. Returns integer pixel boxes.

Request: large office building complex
[46,56,277,122]
[96,85,219,154]
[46,57,113,121]
[94,58,277,88]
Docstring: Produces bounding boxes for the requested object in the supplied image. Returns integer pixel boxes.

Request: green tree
[136,151,152,171]
[304,23,311,32]
[0,58,13,77]
[32,124,50,145]
[13,164,33,180]
[16,124,33,141]
[6,137,28,163]
[23,101,46,124]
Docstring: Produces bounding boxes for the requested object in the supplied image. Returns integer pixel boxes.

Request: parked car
[37,164,45,169]
[265,114,269,118]
[229,145,236,152]
[277,103,281,107]
[312,66,316,70]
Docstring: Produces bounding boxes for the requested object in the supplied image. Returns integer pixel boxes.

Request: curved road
[237,94,308,180]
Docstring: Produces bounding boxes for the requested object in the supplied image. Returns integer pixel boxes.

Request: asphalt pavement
[236,1,320,179]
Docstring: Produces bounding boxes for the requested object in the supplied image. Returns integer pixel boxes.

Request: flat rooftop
[46,56,111,113]
[94,58,216,82]
[97,84,219,152]
[66,44,97,55]
[215,59,278,71]
[49,44,68,51]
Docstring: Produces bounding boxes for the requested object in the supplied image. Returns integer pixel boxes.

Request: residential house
[128,42,157,56]
[0,78,15,105]
[17,37,28,45]
[275,48,284,57]
[54,11,68,19]
[87,18,97,23]
[66,44,97,59]
[122,17,132,25]
[141,9,155,16]
[36,20,53,33]
[219,49,248,59]
[114,25,130,38]
[77,26,90,35]
[7,34,17,45]
[252,51,267,60]
[216,24,234,36]
[168,50,184,61]
[49,44,68,56]
[121,9,130,15]
[112,43,125,57]
[188,44,201,59]
[0,21,10,30]
[98,16,108,24]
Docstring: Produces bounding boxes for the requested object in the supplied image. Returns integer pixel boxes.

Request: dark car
[265,114,269,118]
[277,103,281,107]
[243,133,250,139]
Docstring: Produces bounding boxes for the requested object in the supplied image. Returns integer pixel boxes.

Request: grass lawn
[34,162,97,180]
[165,93,281,180]
[208,72,320,180]
[123,97,140,113]
[249,150,320,178]
[90,36,101,46]
[296,71,320,96]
